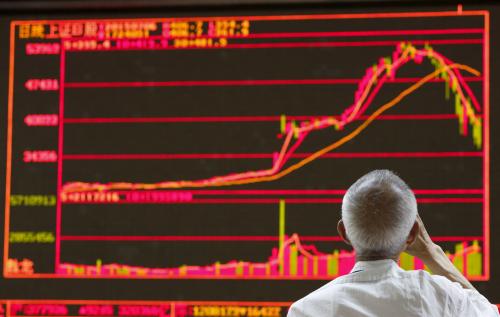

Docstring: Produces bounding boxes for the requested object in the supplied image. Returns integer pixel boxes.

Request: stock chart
[0,3,498,316]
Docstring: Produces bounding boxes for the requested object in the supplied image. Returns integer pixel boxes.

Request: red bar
[64,116,280,123]
[318,151,483,158]
[60,197,483,204]
[63,153,273,159]
[431,236,484,242]
[62,151,482,160]
[184,197,481,204]
[416,198,483,203]
[59,235,482,242]
[64,76,481,89]
[151,189,482,195]
[412,189,483,195]
[55,48,65,270]
[221,39,483,49]
[10,10,488,25]
[237,28,485,39]
[187,189,347,195]
[83,38,483,52]
[60,235,279,241]
[45,28,485,42]
[63,114,465,124]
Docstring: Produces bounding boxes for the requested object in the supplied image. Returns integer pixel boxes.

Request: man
[287,170,498,317]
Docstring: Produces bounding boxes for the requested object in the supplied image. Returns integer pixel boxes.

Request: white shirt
[287,259,499,317]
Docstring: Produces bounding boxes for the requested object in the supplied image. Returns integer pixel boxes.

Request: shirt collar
[350,259,400,274]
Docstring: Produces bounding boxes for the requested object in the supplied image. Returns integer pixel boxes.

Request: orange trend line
[217,63,479,187]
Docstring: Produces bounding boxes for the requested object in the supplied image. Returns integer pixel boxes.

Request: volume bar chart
[57,200,483,279]
[4,9,489,280]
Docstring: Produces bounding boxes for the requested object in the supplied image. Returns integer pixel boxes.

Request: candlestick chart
[4,10,489,281]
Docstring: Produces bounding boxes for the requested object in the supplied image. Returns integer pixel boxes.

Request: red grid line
[62,151,483,160]
[64,76,482,89]
[63,114,468,124]
[59,235,483,242]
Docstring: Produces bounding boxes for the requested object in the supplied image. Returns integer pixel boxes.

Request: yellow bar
[313,257,318,276]
[280,115,286,134]
[290,245,298,276]
[279,199,285,275]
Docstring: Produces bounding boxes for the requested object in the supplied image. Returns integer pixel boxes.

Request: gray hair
[341,170,418,256]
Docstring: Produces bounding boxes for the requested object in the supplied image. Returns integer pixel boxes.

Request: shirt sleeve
[286,300,309,317]
[430,274,498,316]
[458,289,499,317]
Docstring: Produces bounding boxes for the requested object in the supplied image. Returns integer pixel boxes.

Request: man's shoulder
[288,269,499,317]
[288,279,347,317]
[287,269,451,317]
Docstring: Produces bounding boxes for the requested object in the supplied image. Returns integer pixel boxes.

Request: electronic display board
[0,0,498,310]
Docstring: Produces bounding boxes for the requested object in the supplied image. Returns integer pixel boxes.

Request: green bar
[327,250,338,276]
[453,243,464,274]
[279,199,285,275]
[327,255,333,275]
[280,115,286,134]
[327,252,339,276]
[215,261,220,276]
[372,64,378,83]
[236,262,243,276]
[455,94,462,115]
[333,250,339,275]
[290,245,298,276]
[400,252,414,271]
[445,79,450,100]
[473,119,482,149]
[455,94,464,135]
[292,121,299,138]
[384,57,392,76]
[466,241,482,277]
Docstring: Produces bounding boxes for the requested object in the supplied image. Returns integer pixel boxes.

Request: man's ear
[406,220,419,246]
[337,219,351,246]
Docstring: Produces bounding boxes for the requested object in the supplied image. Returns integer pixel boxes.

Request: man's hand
[405,214,475,290]
[405,214,438,260]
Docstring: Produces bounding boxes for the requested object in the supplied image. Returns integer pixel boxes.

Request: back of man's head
[342,170,417,257]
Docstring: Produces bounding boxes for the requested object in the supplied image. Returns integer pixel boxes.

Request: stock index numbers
[1,7,492,313]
